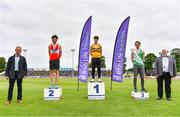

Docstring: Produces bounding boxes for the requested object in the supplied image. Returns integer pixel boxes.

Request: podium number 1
[94,84,99,93]
[49,90,54,96]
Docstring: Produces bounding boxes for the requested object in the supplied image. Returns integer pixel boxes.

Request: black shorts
[49,59,60,70]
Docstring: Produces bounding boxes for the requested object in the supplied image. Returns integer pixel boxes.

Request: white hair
[15,46,22,49]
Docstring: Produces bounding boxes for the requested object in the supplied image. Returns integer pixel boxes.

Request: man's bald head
[161,49,169,57]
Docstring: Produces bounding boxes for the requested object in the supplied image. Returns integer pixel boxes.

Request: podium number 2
[49,90,54,96]
[94,84,99,93]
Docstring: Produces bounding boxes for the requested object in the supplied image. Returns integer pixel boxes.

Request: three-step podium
[43,83,149,100]
[44,87,62,100]
[88,82,105,100]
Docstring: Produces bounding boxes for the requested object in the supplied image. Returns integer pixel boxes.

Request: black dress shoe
[167,98,171,101]
[156,97,162,100]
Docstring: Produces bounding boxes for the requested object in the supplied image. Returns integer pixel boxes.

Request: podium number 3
[94,84,99,93]
[141,93,144,97]
[49,90,54,96]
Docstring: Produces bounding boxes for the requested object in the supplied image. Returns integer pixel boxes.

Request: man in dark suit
[154,49,177,101]
[5,46,27,104]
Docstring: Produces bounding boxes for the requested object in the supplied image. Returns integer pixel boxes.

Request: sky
[0,0,180,69]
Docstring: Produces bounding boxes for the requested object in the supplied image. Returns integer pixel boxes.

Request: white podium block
[88,82,105,100]
[132,91,149,100]
[44,88,62,100]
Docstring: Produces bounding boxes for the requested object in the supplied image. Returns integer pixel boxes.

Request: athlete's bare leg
[55,70,59,86]
[50,70,55,88]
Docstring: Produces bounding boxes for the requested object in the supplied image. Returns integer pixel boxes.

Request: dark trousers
[92,58,101,79]
[157,72,171,98]
[133,64,145,90]
[8,71,23,101]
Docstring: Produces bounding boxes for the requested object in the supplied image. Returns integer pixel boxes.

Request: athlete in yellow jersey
[90,36,102,82]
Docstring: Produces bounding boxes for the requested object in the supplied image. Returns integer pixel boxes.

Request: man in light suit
[154,49,177,101]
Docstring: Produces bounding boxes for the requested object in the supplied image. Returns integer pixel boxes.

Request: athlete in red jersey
[48,35,62,89]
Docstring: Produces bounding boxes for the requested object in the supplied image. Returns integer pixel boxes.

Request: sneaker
[49,85,54,89]
[5,101,11,105]
[90,79,95,83]
[98,79,102,82]
[142,89,148,92]
[134,89,138,92]
[55,85,59,89]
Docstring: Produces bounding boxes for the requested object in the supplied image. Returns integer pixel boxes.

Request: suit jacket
[5,55,27,79]
[154,56,177,77]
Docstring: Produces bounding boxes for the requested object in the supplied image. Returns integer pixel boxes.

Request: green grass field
[0,77,180,116]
